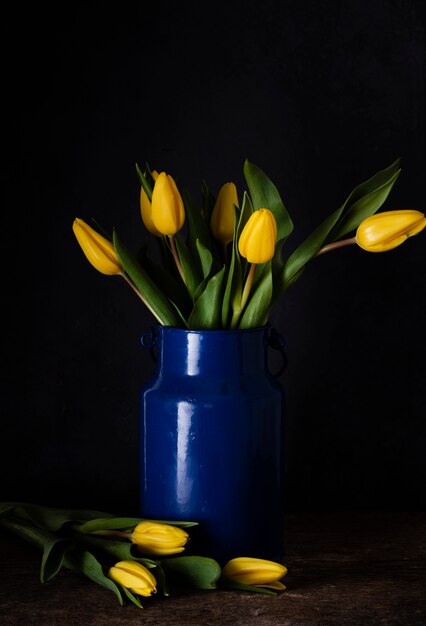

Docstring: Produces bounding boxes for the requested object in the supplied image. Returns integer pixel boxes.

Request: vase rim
[155,324,270,336]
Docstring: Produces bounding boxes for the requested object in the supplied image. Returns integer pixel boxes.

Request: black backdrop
[3,1,425,514]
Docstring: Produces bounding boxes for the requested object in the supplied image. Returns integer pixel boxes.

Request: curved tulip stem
[168,235,186,286]
[120,272,162,324]
[315,236,357,257]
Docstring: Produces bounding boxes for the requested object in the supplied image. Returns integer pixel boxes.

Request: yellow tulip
[151,172,185,235]
[108,560,157,597]
[140,170,162,236]
[210,182,239,245]
[131,521,189,556]
[222,557,287,590]
[238,208,277,264]
[356,210,426,252]
[72,218,122,275]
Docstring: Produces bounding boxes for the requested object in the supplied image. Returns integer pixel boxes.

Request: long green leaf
[135,162,153,201]
[218,576,278,595]
[196,239,213,279]
[326,164,401,241]
[78,517,198,534]
[174,232,202,300]
[137,242,192,317]
[278,161,401,295]
[114,231,184,327]
[41,537,75,582]
[182,188,217,265]
[161,556,221,590]
[222,193,254,328]
[243,159,293,241]
[0,502,114,533]
[188,265,226,329]
[221,205,242,328]
[201,180,216,224]
[238,262,273,329]
[63,548,127,607]
[0,516,74,582]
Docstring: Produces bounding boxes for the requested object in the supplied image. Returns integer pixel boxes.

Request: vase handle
[267,326,287,378]
[141,326,158,362]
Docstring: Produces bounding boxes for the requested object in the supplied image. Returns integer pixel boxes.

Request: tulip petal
[72,218,122,275]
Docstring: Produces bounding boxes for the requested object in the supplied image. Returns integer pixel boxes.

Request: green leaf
[278,159,401,295]
[41,536,75,582]
[238,262,273,329]
[0,515,74,582]
[78,517,198,534]
[196,239,213,279]
[221,192,254,329]
[119,585,144,609]
[136,162,153,201]
[137,242,192,317]
[174,232,203,300]
[218,576,278,595]
[182,188,217,263]
[160,556,221,590]
[326,162,401,242]
[243,159,293,242]
[114,231,184,327]
[201,180,216,224]
[188,265,226,329]
[0,501,114,533]
[63,548,127,607]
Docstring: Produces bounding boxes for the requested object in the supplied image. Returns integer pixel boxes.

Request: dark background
[2,1,425,514]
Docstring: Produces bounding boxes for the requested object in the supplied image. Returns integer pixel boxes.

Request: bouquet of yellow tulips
[0,502,287,609]
[73,158,425,329]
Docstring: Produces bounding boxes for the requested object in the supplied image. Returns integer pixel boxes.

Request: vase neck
[155,327,269,377]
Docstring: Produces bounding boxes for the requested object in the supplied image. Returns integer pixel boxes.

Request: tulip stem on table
[315,236,357,257]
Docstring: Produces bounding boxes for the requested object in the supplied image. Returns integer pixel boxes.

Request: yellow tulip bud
[131,521,189,556]
[222,557,287,590]
[108,560,157,597]
[72,218,122,275]
[151,172,185,236]
[356,210,426,252]
[210,182,239,245]
[140,170,162,236]
[238,208,277,264]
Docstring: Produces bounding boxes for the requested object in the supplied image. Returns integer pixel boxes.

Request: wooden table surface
[1,511,425,626]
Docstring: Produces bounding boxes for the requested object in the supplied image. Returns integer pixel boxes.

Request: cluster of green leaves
[112,158,400,330]
[0,502,280,608]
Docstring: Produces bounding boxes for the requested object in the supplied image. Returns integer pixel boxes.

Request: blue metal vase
[139,325,286,565]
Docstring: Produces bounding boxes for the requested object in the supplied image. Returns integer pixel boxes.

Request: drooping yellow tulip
[131,521,189,556]
[140,170,162,236]
[72,218,122,275]
[108,560,157,597]
[151,172,185,236]
[222,557,287,591]
[210,182,239,245]
[238,208,277,264]
[356,210,426,252]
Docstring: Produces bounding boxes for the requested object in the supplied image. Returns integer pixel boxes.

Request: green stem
[240,263,257,311]
[168,235,186,285]
[315,236,357,257]
[230,263,257,329]
[120,272,163,324]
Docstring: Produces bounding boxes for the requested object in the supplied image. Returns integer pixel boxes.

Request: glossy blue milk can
[139,325,286,565]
